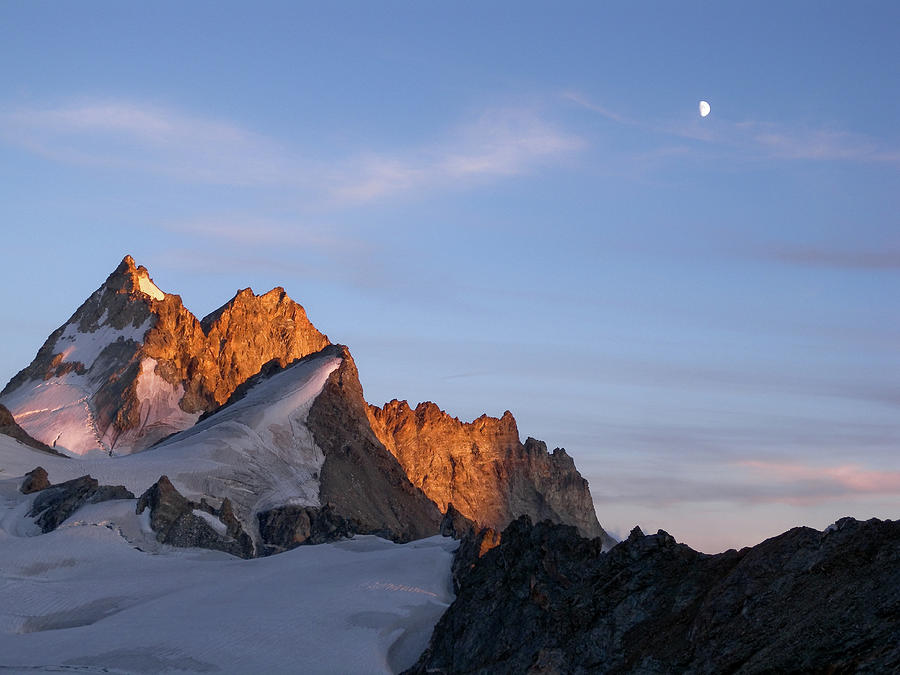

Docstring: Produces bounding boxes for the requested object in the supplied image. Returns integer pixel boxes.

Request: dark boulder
[27,474,135,533]
[136,476,254,559]
[257,503,353,555]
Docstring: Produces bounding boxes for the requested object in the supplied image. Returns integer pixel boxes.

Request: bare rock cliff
[368,399,612,544]
[308,349,442,542]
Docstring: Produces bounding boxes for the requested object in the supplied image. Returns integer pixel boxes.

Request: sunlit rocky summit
[1,255,330,455]
[0,255,611,553]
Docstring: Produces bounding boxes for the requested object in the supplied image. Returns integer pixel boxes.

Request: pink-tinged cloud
[739,460,900,495]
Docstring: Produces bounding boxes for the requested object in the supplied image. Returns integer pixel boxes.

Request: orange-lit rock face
[1,255,330,454]
[367,400,609,541]
[143,285,330,413]
[478,528,501,557]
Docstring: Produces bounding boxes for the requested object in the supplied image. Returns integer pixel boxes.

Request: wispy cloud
[562,91,636,126]
[155,215,388,292]
[565,91,900,164]
[2,101,302,185]
[1,100,583,201]
[161,217,362,251]
[743,123,900,162]
[328,109,584,202]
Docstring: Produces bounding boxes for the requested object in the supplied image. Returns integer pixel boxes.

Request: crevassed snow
[0,372,104,456]
[0,456,456,673]
[0,351,342,531]
[55,314,151,370]
[137,273,165,301]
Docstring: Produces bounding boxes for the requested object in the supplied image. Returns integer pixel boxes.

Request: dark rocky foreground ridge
[408,516,900,674]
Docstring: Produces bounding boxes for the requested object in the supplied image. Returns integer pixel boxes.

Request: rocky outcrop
[408,516,900,674]
[27,474,134,533]
[0,404,63,455]
[1,255,330,455]
[19,466,51,494]
[438,503,502,592]
[257,504,353,555]
[308,349,442,543]
[368,400,612,545]
[439,502,477,539]
[136,476,254,559]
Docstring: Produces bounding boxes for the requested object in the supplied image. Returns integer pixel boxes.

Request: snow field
[0,350,457,671]
[0,480,455,673]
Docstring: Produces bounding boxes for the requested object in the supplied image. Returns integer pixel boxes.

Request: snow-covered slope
[1,349,343,542]
[0,440,456,672]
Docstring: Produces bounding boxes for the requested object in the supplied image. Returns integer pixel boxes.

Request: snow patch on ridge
[193,509,228,536]
[99,358,200,454]
[55,315,151,370]
[137,273,165,301]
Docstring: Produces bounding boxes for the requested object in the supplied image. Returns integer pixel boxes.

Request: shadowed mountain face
[369,400,614,545]
[408,516,900,674]
[307,349,442,543]
[0,256,329,455]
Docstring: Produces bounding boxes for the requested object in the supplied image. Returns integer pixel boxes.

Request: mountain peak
[1,259,330,456]
[111,255,166,301]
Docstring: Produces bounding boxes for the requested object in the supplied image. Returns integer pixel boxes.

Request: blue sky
[1,1,898,551]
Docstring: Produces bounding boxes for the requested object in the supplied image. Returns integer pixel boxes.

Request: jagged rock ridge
[0,255,329,455]
[408,516,900,674]
[1,256,609,551]
[368,399,613,545]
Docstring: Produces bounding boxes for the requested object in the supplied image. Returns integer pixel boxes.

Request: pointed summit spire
[105,255,165,301]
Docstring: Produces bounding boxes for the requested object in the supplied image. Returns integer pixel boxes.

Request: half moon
[699,100,710,117]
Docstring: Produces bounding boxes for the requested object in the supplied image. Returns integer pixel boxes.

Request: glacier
[0,375,457,673]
